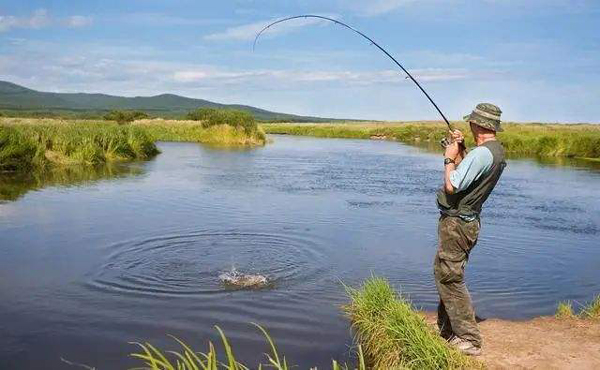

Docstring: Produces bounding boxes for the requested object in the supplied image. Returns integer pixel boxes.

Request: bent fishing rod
[254,14,455,133]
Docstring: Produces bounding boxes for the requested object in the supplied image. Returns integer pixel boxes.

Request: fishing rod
[253,14,455,133]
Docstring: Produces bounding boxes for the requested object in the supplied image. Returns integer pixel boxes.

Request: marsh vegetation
[344,277,480,370]
[556,294,600,320]
[0,112,266,172]
[131,324,366,370]
[262,122,600,160]
[0,120,158,171]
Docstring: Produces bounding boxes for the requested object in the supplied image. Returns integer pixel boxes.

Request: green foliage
[344,276,480,370]
[580,294,600,319]
[0,126,39,171]
[262,122,600,160]
[137,121,266,146]
[556,295,600,320]
[186,108,258,134]
[130,324,366,370]
[103,110,149,124]
[555,301,576,319]
[0,121,159,170]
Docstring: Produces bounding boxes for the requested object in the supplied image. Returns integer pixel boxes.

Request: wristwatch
[444,158,456,165]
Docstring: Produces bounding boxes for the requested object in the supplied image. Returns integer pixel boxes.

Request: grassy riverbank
[134,119,266,147]
[0,119,158,171]
[0,117,266,171]
[262,122,600,160]
[131,325,366,370]
[344,277,479,369]
[128,277,600,370]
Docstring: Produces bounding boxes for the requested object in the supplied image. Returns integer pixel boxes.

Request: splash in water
[219,266,269,289]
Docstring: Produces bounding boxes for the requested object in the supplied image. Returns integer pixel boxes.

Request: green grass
[0,117,267,171]
[556,295,600,319]
[135,119,266,147]
[262,122,600,160]
[580,294,600,319]
[0,120,158,171]
[343,276,480,370]
[555,301,576,319]
[130,324,366,370]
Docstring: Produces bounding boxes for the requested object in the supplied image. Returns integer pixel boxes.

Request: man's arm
[443,130,466,194]
[444,146,494,194]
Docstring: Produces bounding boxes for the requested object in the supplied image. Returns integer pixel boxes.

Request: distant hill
[0,80,338,122]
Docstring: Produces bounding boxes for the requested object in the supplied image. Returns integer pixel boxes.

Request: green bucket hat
[463,103,503,132]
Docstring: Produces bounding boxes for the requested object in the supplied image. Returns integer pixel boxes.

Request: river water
[1,135,599,369]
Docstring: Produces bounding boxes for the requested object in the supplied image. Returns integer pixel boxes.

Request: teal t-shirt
[449,146,494,193]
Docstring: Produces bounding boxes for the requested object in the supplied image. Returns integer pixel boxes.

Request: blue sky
[0,1,598,122]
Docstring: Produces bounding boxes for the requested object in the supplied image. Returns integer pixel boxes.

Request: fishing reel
[439,135,467,151]
[439,137,452,149]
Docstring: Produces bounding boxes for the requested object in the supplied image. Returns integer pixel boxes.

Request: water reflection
[0,163,145,202]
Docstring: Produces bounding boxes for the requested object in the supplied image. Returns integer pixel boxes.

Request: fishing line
[253,14,454,131]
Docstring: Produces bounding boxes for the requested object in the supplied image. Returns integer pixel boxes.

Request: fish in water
[219,268,268,289]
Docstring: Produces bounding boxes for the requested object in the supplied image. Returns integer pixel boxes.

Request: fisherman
[434,103,506,356]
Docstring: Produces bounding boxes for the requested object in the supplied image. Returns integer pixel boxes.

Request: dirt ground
[423,313,600,369]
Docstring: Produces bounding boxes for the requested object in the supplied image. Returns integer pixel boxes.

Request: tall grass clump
[555,301,576,319]
[0,120,159,170]
[344,276,480,370]
[580,294,600,319]
[187,108,260,135]
[0,125,39,171]
[103,110,150,125]
[136,119,266,147]
[130,324,366,370]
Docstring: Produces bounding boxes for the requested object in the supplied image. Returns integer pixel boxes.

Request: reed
[555,301,576,319]
[134,119,266,147]
[262,122,600,160]
[0,120,158,170]
[343,276,481,370]
[555,295,600,320]
[130,324,366,370]
[0,117,267,171]
[580,294,600,319]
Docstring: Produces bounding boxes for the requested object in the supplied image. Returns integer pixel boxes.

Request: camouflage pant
[433,215,482,348]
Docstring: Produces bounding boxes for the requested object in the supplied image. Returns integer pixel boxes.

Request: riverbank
[130,277,600,369]
[262,122,600,160]
[431,313,600,369]
[346,277,600,369]
[0,117,266,171]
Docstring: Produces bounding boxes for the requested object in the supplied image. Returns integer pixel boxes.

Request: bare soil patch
[424,313,600,369]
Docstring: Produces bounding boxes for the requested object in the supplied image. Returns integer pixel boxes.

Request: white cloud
[171,66,471,86]
[204,16,327,42]
[0,9,92,32]
[0,9,50,32]
[64,15,93,28]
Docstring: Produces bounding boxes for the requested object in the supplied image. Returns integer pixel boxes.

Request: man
[434,103,506,356]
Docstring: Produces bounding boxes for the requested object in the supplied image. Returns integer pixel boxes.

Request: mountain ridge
[0,80,340,122]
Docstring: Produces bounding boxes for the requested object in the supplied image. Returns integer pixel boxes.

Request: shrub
[103,110,149,125]
[186,108,258,134]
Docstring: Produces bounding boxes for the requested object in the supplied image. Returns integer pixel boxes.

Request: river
[1,135,599,369]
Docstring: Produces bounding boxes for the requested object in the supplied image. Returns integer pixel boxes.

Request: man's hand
[451,129,464,144]
[444,141,460,160]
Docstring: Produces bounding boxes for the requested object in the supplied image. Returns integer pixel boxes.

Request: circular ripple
[86,230,326,296]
